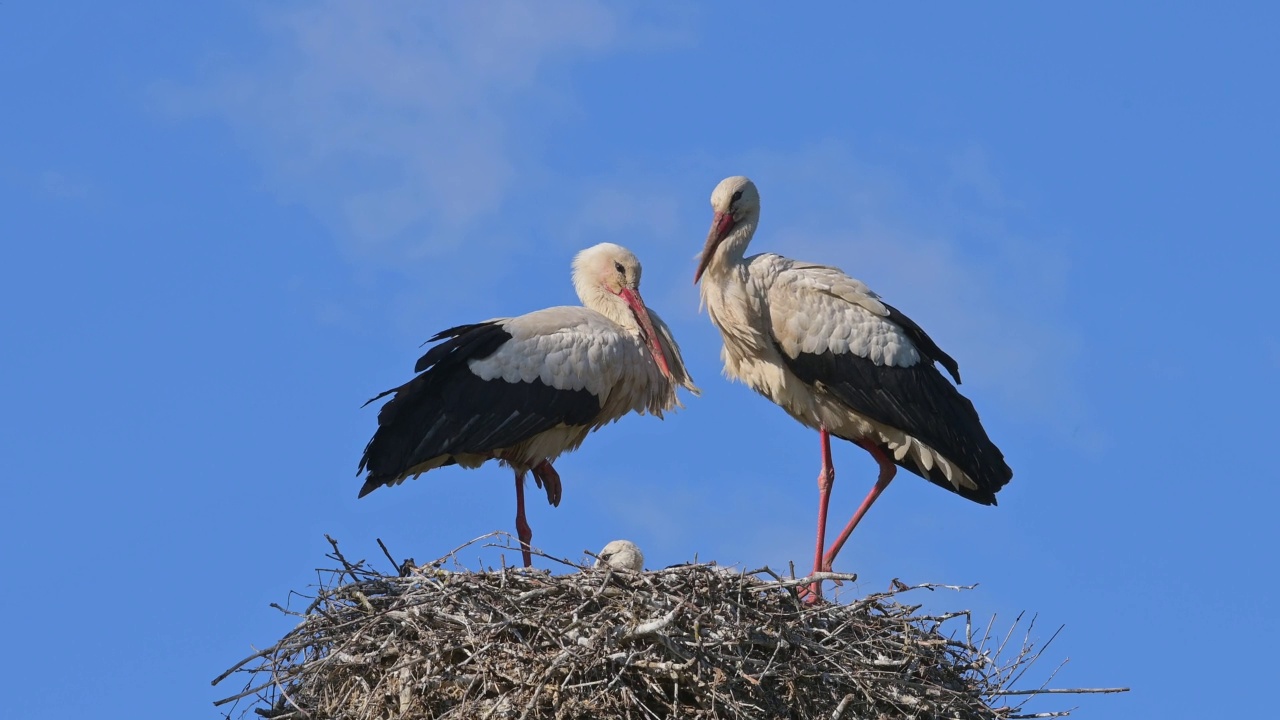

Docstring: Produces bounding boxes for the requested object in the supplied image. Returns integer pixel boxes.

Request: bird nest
[213,534,1117,720]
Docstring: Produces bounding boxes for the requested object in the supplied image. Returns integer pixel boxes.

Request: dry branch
[213,534,1125,719]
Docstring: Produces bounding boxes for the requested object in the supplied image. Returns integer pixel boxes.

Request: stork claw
[532,460,562,507]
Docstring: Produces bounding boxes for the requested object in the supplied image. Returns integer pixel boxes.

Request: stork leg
[820,442,897,572]
[803,428,838,602]
[513,470,534,568]
[531,460,563,507]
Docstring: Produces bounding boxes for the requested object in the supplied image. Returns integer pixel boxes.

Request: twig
[622,604,686,640]
[830,693,857,719]
[212,645,276,687]
[375,538,398,570]
[992,687,1130,696]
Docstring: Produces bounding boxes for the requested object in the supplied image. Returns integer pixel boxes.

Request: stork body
[360,243,698,567]
[694,176,1011,585]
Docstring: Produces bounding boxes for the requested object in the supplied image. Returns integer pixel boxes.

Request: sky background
[2,2,1277,717]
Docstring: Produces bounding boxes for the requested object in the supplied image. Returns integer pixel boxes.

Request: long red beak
[619,287,672,378]
[694,211,735,284]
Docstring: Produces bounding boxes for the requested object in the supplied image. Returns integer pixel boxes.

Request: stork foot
[531,460,562,507]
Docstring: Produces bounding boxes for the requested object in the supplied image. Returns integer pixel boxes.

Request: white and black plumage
[359,243,699,567]
[694,176,1011,587]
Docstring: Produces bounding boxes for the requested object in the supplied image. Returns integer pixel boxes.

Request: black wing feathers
[414,322,506,373]
[358,321,601,496]
[774,335,1011,505]
[882,302,961,384]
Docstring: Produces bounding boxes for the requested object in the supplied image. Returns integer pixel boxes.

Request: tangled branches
[213,534,1125,719]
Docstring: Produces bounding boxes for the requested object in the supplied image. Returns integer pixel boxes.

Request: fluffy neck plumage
[575,278,633,331]
[702,217,757,285]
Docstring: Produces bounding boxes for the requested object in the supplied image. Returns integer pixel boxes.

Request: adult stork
[694,176,1012,587]
[359,242,699,567]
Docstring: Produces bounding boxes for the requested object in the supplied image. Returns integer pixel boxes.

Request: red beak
[619,287,672,377]
[694,210,735,284]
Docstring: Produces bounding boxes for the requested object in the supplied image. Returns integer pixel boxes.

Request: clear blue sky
[2,3,1276,717]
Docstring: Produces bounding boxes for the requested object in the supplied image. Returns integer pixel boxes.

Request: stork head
[595,539,644,571]
[572,243,672,378]
[695,175,760,283]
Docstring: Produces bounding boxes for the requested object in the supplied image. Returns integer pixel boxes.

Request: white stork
[359,243,699,567]
[694,176,1012,587]
[595,539,645,571]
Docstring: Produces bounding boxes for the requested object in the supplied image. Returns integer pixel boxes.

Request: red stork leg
[820,441,897,572]
[531,460,563,507]
[513,470,534,568]
[802,428,838,602]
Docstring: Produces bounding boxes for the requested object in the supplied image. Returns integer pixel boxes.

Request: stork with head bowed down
[694,176,1012,589]
[595,539,645,571]
[359,243,699,567]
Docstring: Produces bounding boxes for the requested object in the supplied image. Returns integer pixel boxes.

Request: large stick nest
[214,535,1108,719]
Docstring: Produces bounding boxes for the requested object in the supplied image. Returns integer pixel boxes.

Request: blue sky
[2,2,1277,717]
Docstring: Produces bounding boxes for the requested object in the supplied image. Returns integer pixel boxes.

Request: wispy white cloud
[158,0,691,267]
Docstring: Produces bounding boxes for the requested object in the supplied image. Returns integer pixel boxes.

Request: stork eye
[614,261,626,274]
[731,190,743,205]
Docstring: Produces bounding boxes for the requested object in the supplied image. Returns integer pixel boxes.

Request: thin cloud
[157,0,690,266]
